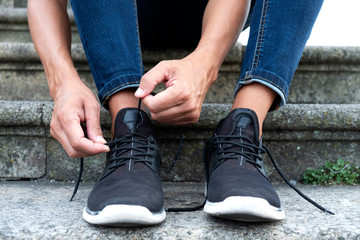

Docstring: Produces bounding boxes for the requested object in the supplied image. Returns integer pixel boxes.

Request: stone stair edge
[1,100,360,131]
[2,7,360,64]
[0,41,243,64]
[1,42,360,65]
[0,7,75,23]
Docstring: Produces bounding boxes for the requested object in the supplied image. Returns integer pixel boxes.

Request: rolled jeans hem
[235,71,288,108]
[98,74,141,107]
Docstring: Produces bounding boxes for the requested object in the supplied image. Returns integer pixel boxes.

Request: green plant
[303,159,360,185]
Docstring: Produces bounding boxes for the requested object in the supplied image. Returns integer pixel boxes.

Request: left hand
[135,54,218,125]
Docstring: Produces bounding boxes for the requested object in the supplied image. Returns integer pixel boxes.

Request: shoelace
[201,133,335,215]
[100,132,157,180]
[70,99,147,201]
[70,98,182,202]
[70,104,334,215]
[207,134,263,168]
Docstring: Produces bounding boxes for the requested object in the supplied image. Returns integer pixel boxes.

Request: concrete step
[1,100,359,183]
[0,8,79,43]
[0,0,31,8]
[1,7,360,104]
[0,181,359,239]
[1,40,360,104]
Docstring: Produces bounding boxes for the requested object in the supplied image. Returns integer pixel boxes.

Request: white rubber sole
[204,196,285,222]
[82,204,166,227]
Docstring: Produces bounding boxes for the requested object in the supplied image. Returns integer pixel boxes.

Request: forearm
[191,0,251,74]
[28,0,80,99]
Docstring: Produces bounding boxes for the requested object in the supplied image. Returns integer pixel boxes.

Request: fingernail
[104,145,110,152]
[96,136,107,144]
[135,88,144,97]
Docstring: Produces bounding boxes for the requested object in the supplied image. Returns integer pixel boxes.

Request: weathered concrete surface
[0,8,80,42]
[0,135,46,178]
[0,42,241,104]
[0,181,359,239]
[0,101,46,178]
[0,0,14,8]
[1,42,360,104]
[1,101,360,182]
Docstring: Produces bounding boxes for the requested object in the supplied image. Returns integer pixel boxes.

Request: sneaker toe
[207,161,281,208]
[87,166,164,213]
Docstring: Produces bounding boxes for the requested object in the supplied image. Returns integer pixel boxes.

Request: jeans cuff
[98,74,142,108]
[235,71,288,109]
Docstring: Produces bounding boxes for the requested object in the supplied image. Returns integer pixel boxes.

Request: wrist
[45,61,82,100]
[186,46,221,83]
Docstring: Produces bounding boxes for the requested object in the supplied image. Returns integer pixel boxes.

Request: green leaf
[303,159,359,186]
[337,158,345,167]
[325,161,332,169]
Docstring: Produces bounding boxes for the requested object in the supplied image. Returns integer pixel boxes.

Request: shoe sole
[82,204,166,227]
[204,196,285,222]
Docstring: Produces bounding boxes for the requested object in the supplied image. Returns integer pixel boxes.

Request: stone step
[1,181,359,239]
[0,8,79,43]
[0,0,36,8]
[1,42,360,104]
[1,100,359,183]
[1,7,360,104]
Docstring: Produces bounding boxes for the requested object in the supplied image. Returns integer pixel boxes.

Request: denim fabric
[235,0,324,108]
[70,0,207,107]
[71,0,323,108]
[70,0,143,106]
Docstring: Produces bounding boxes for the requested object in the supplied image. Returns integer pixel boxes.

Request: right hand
[50,81,110,158]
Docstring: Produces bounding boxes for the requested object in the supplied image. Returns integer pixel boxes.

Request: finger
[149,102,201,125]
[50,118,92,157]
[84,102,106,144]
[152,111,200,125]
[60,114,110,156]
[135,61,170,98]
[142,84,185,113]
[154,116,197,126]
[150,105,191,122]
[51,126,91,158]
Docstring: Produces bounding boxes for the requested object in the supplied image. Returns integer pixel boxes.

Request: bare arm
[28,0,109,157]
[197,0,250,74]
[135,0,251,125]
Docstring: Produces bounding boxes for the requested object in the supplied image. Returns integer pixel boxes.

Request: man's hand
[50,81,110,158]
[134,0,250,125]
[28,0,109,158]
[135,53,217,125]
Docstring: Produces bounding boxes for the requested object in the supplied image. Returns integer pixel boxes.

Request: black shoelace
[70,98,182,202]
[100,132,157,180]
[70,99,148,201]
[207,135,263,169]
[70,103,334,215]
[202,134,334,215]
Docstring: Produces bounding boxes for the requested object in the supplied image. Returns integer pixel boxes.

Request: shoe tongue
[113,108,154,139]
[217,108,259,144]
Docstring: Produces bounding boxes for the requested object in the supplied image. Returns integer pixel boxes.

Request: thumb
[135,62,169,98]
[84,105,106,144]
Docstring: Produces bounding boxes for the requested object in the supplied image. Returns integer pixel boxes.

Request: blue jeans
[70,0,323,108]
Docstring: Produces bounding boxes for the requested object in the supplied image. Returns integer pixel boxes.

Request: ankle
[232,83,276,139]
[108,88,143,135]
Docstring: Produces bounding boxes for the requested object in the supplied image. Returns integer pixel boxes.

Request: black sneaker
[82,108,166,226]
[203,108,285,221]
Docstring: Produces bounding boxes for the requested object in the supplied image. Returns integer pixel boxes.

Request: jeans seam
[133,0,144,75]
[249,0,269,73]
